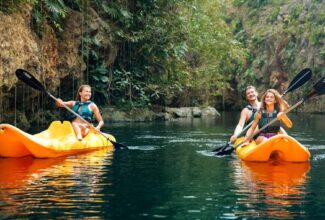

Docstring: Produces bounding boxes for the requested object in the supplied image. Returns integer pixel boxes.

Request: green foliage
[97,0,192,107]
[288,4,303,20]
[230,0,324,104]
[310,27,325,46]
[179,0,247,105]
[237,67,258,91]
[267,7,279,24]
[6,0,323,111]
[232,0,269,8]
[247,0,269,8]
[251,32,265,47]
[98,1,132,27]
[90,0,248,108]
[80,35,110,105]
[0,0,37,12]
[31,0,68,32]
[255,57,265,69]
[283,40,295,64]
[232,0,246,7]
[63,0,81,11]
[110,69,150,108]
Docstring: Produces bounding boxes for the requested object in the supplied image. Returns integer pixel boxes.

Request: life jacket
[67,101,94,122]
[258,109,281,133]
[244,105,258,127]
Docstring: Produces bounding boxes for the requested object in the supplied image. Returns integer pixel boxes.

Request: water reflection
[0,149,113,218]
[232,160,310,219]
[1,113,324,219]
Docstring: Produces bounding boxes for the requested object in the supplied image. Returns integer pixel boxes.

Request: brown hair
[243,85,257,99]
[245,85,256,92]
[76,85,91,101]
[260,89,289,112]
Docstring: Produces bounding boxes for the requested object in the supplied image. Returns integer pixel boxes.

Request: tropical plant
[31,0,68,32]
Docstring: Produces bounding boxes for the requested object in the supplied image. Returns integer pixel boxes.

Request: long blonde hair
[260,89,289,112]
[75,85,91,101]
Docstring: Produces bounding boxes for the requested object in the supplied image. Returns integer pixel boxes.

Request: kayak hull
[0,121,115,158]
[235,134,310,162]
[0,124,33,157]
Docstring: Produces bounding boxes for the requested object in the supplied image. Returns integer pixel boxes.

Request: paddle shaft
[252,100,302,138]
[47,92,112,141]
[230,68,312,142]
[50,93,126,148]
[213,69,317,155]
[216,76,325,156]
[235,96,310,149]
[15,68,128,148]
[215,76,309,153]
[229,92,289,144]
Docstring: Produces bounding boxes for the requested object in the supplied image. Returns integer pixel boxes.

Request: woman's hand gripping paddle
[15,68,128,149]
[212,68,312,155]
[216,75,325,156]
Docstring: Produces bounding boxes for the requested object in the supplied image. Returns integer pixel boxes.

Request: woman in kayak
[243,89,289,145]
[56,85,104,141]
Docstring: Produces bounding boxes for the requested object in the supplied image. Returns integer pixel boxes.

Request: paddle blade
[15,69,45,92]
[279,113,293,128]
[304,77,325,100]
[215,147,235,156]
[314,77,325,95]
[111,140,128,149]
[212,142,230,152]
[283,68,312,95]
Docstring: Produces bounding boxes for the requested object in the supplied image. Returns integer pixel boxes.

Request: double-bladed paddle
[212,68,312,154]
[15,68,128,149]
[216,75,325,156]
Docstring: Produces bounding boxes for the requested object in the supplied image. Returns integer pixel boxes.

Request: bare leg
[255,136,268,145]
[81,127,90,138]
[72,121,83,141]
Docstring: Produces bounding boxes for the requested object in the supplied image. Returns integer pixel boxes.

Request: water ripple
[308,145,325,150]
[127,145,162,150]
[312,154,325,161]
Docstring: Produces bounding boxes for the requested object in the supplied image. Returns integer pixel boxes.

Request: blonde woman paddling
[56,85,104,141]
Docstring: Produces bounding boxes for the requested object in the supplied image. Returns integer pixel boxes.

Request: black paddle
[212,68,312,153]
[216,75,325,156]
[15,68,127,149]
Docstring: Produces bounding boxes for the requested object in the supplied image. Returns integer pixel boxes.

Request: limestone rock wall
[0,5,117,126]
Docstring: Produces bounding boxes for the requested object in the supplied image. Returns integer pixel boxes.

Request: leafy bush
[32,0,68,32]
[267,7,280,24]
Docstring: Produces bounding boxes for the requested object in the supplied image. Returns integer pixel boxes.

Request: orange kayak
[235,134,310,162]
[0,121,115,158]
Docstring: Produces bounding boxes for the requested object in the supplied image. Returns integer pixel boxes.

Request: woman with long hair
[243,89,289,145]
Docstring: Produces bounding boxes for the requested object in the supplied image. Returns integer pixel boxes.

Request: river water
[1,112,325,219]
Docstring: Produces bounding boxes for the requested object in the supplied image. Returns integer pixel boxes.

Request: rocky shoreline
[3,106,220,131]
[102,106,220,122]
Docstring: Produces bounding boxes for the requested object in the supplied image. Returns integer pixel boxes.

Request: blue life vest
[258,109,281,133]
[67,101,94,122]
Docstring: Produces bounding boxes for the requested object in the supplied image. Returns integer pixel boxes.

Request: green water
[1,112,325,219]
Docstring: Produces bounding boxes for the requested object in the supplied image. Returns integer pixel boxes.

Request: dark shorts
[259,132,276,139]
